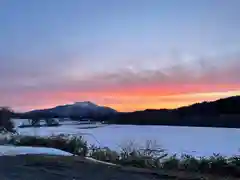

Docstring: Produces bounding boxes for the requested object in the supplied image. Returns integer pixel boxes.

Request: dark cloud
[2,52,240,92]
[84,52,240,87]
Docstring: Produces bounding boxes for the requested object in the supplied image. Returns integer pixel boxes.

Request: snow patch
[85,157,117,166]
[0,145,73,156]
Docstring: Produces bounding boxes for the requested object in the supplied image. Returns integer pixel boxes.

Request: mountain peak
[73,101,98,107]
[26,101,117,118]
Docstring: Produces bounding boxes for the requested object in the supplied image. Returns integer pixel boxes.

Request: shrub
[88,140,168,169]
[197,156,212,173]
[89,145,119,162]
[229,156,240,166]
[179,154,200,171]
[162,154,180,169]
[10,135,88,156]
[118,140,168,168]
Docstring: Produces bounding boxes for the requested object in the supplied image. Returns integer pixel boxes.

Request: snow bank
[0,145,73,156]
[0,145,117,166]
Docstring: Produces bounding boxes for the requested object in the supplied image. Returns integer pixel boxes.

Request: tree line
[111,96,240,128]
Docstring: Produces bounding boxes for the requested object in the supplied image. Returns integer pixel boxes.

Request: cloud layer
[1,52,239,111]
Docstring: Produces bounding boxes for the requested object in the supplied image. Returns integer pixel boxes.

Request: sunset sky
[0,0,240,112]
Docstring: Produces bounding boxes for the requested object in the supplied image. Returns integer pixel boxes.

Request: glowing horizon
[12,90,240,112]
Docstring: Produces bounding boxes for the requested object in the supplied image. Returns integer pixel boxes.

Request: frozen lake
[12,119,240,157]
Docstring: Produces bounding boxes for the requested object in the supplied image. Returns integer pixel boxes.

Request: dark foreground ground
[0,155,237,180]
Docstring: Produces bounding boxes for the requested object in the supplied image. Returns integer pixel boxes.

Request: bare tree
[0,107,15,132]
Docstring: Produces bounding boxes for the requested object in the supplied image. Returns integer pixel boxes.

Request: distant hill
[19,101,117,121]
[113,96,240,128]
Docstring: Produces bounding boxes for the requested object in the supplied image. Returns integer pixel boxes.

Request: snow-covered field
[12,119,240,157]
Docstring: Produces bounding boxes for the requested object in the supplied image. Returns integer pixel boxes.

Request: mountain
[46,101,117,117]
[113,96,240,128]
[21,101,117,120]
[16,96,240,128]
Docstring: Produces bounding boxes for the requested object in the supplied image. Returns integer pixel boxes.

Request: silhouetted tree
[0,107,15,132]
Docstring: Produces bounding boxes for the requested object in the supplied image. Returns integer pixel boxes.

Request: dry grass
[7,135,240,178]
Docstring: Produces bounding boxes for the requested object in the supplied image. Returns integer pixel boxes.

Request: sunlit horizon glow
[13,90,240,112]
[0,0,240,112]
